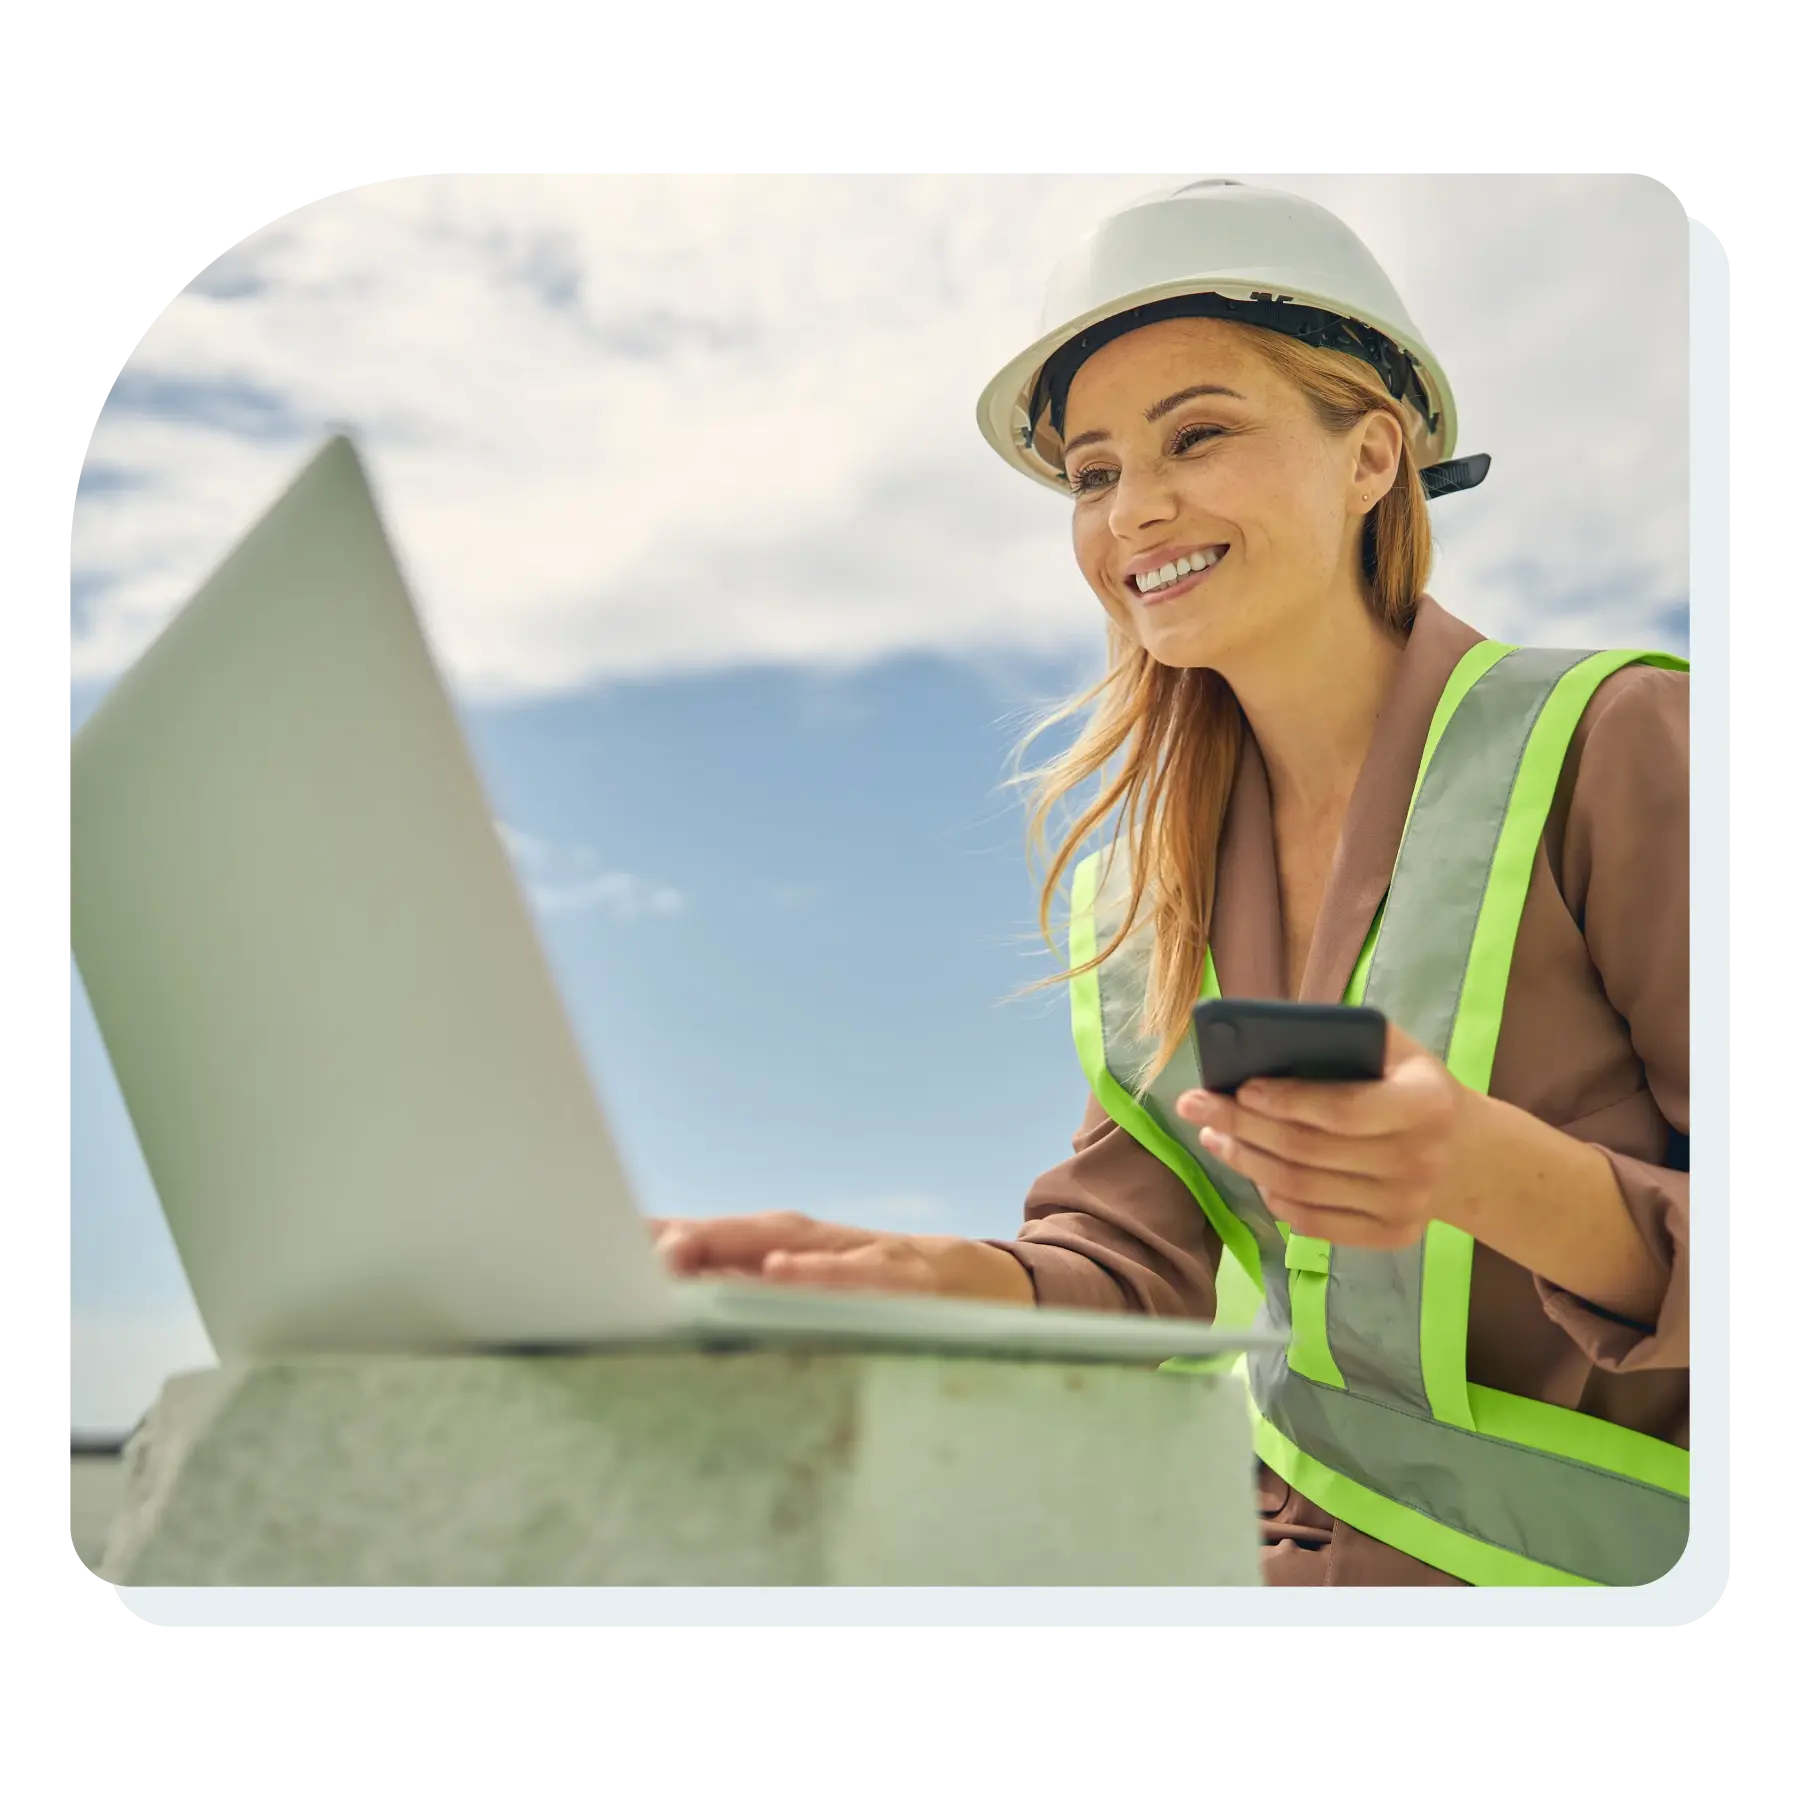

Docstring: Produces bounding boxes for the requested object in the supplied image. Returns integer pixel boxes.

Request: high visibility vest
[1067,643,1690,1586]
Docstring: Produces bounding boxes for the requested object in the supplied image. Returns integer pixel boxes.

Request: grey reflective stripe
[1249,1359,1688,1586]
[1318,1245,1427,1410]
[1360,647,1592,1063]
[1321,647,1593,1414]
[1081,645,1688,1584]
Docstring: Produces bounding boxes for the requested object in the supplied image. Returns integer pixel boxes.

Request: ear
[1350,411,1405,510]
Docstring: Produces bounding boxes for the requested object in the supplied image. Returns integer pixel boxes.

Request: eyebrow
[1060,385,1246,458]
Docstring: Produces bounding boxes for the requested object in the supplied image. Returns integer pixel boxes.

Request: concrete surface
[95,1348,1261,1586]
[72,1450,129,1571]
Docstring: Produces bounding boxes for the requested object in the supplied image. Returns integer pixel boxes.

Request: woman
[656,180,1689,1588]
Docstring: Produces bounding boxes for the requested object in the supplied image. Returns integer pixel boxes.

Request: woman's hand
[650,1211,1036,1305]
[1174,1023,1470,1250]
[1174,1024,1669,1324]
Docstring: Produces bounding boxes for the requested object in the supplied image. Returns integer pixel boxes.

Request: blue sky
[70,175,1690,1431]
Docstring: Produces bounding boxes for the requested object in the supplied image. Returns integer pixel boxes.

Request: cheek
[1226,457,1333,579]
[1071,510,1130,618]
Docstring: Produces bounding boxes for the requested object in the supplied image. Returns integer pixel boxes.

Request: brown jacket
[991,597,1690,1586]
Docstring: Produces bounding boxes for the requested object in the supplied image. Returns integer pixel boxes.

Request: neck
[1228,594,1405,823]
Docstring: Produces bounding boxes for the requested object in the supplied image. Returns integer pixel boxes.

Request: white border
[98,200,1728,1634]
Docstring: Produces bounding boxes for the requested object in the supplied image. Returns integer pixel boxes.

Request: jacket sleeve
[985,1092,1224,1318]
[1536,663,1690,1371]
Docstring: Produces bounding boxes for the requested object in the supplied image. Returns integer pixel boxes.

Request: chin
[1138,616,1234,674]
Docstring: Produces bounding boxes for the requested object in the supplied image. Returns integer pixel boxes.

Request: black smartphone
[1189,998,1388,1095]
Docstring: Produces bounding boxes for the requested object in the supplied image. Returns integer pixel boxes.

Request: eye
[1066,424,1225,496]
[1171,423,1224,454]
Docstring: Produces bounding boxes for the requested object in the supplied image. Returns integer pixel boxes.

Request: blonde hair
[1007,325,1437,1086]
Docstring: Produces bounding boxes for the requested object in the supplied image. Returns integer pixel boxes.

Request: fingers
[1187,1118,1436,1248]
[1264,1199,1427,1253]
[1175,1048,1457,1150]
[1193,1125,1390,1216]
[1177,1078,1394,1143]
[1232,1075,1414,1137]
[653,1216,935,1296]
[761,1244,937,1294]
[655,1211,867,1276]
[1170,1024,1460,1252]
[1179,1093,1406,1178]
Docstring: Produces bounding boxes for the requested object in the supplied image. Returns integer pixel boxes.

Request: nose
[1107,459,1179,541]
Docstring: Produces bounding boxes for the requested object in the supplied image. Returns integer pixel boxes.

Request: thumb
[1383,1020,1431,1073]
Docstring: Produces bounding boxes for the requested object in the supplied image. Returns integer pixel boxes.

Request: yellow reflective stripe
[1199,944,1268,1334]
[1421,648,1688,1435]
[1468,1383,1689,1496]
[1342,900,1383,1006]
[1069,855,1264,1291]
[1285,1234,1331,1273]
[1249,1398,1598,1588]
[1283,1229,1340,1388]
[1445,648,1689,1095]
[1214,1249,1262,1330]
[1160,1353,1249,1381]
[1406,639,1515,829]
[1285,1260,1345,1388]
[1287,912,1384,1392]
[1418,1223,1477,1428]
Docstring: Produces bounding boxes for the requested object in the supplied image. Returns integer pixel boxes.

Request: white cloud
[71,174,1688,698]
[72,1305,217,1437]
[497,821,685,921]
[530,873,687,920]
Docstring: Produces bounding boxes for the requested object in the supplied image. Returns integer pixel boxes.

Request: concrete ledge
[71,1448,129,1572]
[98,1348,1260,1586]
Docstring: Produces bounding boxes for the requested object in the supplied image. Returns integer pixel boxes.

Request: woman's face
[1059,317,1398,677]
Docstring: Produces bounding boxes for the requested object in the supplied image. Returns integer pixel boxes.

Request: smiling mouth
[1130,545,1229,604]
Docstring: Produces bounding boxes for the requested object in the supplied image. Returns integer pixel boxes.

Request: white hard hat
[976,179,1488,501]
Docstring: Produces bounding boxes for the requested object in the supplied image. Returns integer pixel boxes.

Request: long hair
[1006,324,1438,1088]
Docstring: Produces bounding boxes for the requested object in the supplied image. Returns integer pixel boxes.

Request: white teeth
[1134,548,1223,594]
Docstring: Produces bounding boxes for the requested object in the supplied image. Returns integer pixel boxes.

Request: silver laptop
[71,435,1272,1366]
